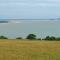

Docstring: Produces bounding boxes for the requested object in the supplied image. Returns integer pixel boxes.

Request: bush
[37,38,41,40]
[16,37,22,39]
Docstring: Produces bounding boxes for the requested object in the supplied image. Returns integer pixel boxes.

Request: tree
[56,37,60,40]
[16,37,22,39]
[50,36,56,40]
[44,36,56,40]
[26,34,36,40]
[44,36,50,40]
[0,36,8,39]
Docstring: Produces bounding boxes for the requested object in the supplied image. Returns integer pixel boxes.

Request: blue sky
[0,0,60,19]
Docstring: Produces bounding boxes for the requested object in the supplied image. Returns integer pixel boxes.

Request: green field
[0,40,60,60]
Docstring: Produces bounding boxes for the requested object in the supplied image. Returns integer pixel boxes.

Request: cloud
[0,0,60,19]
[0,0,60,3]
[0,0,60,8]
[0,0,60,6]
[0,2,60,7]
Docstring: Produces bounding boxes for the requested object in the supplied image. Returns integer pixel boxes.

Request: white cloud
[0,2,60,7]
[0,0,60,19]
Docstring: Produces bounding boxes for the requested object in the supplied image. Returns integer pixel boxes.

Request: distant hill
[0,21,8,23]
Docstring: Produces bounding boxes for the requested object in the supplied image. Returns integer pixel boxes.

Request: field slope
[0,40,60,60]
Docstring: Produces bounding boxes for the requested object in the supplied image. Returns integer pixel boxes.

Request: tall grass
[0,40,59,60]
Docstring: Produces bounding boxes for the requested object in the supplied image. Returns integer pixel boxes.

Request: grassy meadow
[0,40,60,60]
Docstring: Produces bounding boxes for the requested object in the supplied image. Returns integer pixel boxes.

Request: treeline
[0,34,60,41]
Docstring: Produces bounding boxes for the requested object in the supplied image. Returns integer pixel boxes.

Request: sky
[0,0,60,19]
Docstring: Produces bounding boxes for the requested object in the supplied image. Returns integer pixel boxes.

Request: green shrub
[37,38,41,40]
[16,37,22,39]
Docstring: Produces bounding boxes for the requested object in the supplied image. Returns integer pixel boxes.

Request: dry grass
[0,40,60,60]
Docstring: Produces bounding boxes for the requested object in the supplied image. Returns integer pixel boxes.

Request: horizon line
[0,18,60,20]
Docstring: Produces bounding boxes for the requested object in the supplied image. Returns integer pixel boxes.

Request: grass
[0,40,60,60]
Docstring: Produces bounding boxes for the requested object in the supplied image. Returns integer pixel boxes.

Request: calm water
[0,20,60,39]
